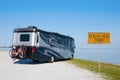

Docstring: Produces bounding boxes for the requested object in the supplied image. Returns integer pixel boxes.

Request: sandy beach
[0,51,104,80]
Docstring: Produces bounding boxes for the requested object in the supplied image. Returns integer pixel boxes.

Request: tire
[49,56,54,63]
[18,46,27,59]
[12,58,16,61]
[9,50,15,58]
[19,52,26,59]
[9,50,13,57]
[9,50,16,61]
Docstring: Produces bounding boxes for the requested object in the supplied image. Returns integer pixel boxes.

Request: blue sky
[0,0,120,51]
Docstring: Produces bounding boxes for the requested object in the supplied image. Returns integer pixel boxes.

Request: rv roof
[14,27,38,32]
[14,26,74,40]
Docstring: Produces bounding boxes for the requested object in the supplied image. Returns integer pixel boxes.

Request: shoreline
[75,58,120,67]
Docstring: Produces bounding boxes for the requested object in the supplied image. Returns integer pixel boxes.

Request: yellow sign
[88,32,110,44]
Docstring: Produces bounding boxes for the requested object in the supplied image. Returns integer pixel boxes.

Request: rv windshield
[20,34,30,42]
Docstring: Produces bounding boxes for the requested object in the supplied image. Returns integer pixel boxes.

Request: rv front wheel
[49,56,54,63]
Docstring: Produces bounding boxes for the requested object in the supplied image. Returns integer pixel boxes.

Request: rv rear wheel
[49,56,54,63]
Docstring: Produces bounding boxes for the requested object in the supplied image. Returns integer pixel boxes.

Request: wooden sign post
[88,32,110,74]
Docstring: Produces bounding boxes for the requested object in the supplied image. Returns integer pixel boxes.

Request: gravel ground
[0,51,104,80]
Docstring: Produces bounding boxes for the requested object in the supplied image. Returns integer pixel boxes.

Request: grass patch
[68,59,120,80]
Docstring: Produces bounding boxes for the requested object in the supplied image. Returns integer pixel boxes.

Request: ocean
[1,48,120,65]
[75,48,120,65]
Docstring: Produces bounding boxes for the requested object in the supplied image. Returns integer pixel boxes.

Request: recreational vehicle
[9,26,75,62]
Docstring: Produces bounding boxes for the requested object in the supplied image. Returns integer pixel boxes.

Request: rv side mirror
[71,43,75,49]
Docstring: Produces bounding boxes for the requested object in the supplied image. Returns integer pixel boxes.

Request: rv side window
[20,34,30,42]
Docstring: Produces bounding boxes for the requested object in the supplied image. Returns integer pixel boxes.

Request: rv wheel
[49,56,54,63]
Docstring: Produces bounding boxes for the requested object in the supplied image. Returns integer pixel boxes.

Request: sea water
[75,49,120,65]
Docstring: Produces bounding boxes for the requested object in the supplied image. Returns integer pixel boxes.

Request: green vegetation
[68,59,120,80]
